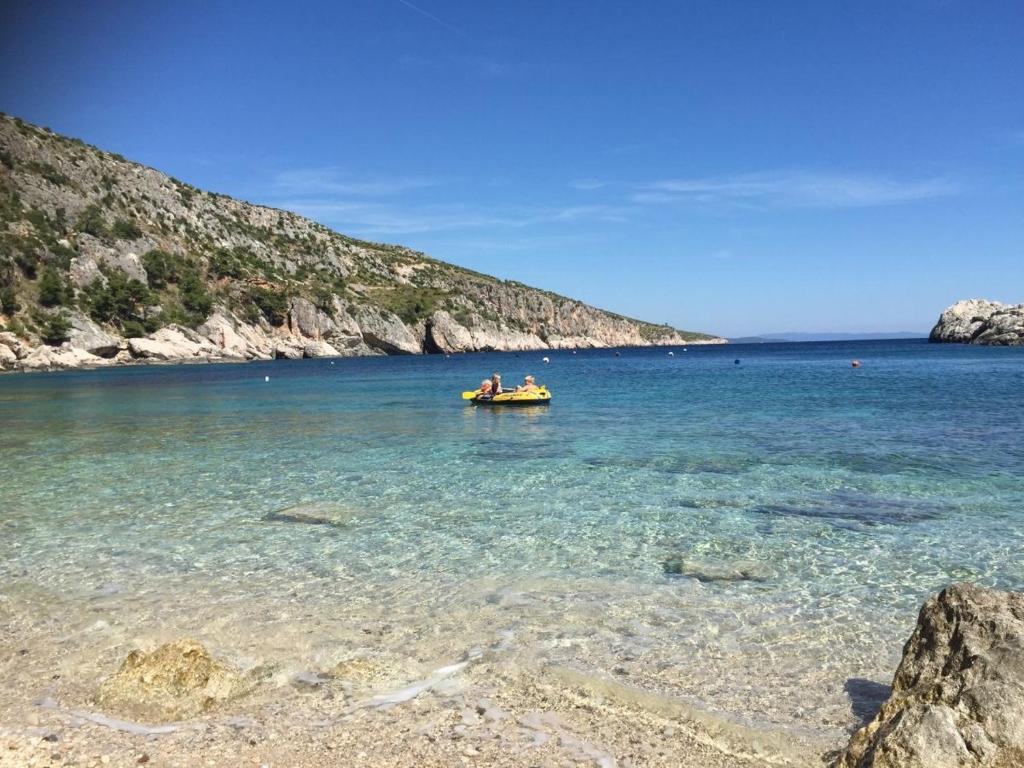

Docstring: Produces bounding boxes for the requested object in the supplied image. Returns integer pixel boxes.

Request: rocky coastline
[0,301,725,374]
[0,113,725,374]
[929,299,1024,346]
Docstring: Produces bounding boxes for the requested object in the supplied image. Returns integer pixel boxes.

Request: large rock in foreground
[97,639,252,721]
[836,583,1024,768]
[929,299,1024,346]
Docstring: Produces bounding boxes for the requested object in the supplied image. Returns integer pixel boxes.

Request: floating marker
[542,356,550,364]
[668,351,674,356]
[265,375,270,382]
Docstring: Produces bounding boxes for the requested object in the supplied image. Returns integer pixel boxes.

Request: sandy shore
[0,630,831,768]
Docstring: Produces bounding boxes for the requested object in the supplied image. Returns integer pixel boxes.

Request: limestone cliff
[929,299,1024,346]
[0,113,725,371]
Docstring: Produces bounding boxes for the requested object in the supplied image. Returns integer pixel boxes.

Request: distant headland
[0,114,724,373]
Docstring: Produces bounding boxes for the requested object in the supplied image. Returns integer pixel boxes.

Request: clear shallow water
[2,340,1023,739]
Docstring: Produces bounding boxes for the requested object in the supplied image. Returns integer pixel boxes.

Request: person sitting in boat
[516,375,539,392]
[490,373,503,394]
[478,379,493,399]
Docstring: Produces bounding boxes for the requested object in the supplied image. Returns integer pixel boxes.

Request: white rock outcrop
[930,299,1024,346]
[128,325,218,361]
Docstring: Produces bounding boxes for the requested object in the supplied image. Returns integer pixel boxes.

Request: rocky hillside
[0,114,724,372]
[929,299,1024,346]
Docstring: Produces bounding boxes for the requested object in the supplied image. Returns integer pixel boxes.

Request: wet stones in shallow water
[662,557,773,583]
[328,657,391,684]
[97,639,254,721]
[262,502,361,527]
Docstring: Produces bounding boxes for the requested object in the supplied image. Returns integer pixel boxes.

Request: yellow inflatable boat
[462,385,551,406]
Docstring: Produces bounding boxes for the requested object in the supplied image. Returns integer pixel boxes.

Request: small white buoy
[683,348,688,352]
[265,375,270,382]
[542,356,550,364]
[668,351,674,356]
[331,361,335,365]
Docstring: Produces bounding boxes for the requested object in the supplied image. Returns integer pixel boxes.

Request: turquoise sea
[2,339,1023,741]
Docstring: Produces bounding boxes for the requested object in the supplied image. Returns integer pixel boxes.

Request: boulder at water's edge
[835,583,1024,768]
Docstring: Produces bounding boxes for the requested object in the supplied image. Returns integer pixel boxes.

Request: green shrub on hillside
[247,286,289,326]
[140,249,180,289]
[0,233,43,279]
[32,310,70,345]
[75,203,108,238]
[22,160,71,187]
[81,269,152,329]
[0,278,19,315]
[208,248,245,279]
[111,217,142,240]
[37,265,73,307]
[179,269,212,319]
[378,285,447,325]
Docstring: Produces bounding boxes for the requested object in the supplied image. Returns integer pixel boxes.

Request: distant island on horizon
[730,331,927,343]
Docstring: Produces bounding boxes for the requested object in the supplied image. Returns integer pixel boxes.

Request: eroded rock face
[930,299,1024,346]
[20,346,107,371]
[0,332,31,360]
[197,312,256,359]
[128,326,218,360]
[302,340,340,358]
[66,311,122,357]
[273,344,304,360]
[0,343,17,370]
[97,639,252,721]
[835,583,1024,768]
[426,310,475,353]
[354,306,422,355]
[288,297,335,340]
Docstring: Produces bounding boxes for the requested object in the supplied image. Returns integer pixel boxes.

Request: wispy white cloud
[569,178,608,191]
[396,0,467,39]
[273,169,439,197]
[274,199,630,236]
[632,171,957,209]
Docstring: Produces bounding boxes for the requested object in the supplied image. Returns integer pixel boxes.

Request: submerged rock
[835,582,1024,768]
[262,502,361,527]
[97,639,252,721]
[662,556,772,583]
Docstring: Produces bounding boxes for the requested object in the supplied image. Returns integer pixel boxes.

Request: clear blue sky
[2,1,1021,337]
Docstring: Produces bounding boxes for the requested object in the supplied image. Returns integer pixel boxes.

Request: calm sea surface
[2,339,1023,738]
